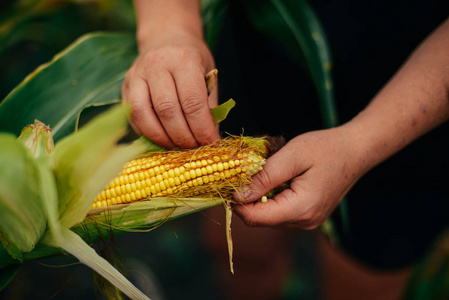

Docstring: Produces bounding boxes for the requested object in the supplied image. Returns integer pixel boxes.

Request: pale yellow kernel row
[91,166,248,209]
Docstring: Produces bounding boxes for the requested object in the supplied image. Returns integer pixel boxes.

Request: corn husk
[0,99,249,299]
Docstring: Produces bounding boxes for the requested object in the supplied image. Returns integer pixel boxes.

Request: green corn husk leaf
[52,104,145,228]
[80,197,224,238]
[0,105,151,299]
[0,134,47,260]
[44,226,150,300]
[46,104,149,298]
[211,98,235,125]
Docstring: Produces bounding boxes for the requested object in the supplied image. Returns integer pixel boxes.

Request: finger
[233,186,319,229]
[148,68,199,148]
[232,198,284,227]
[233,188,300,227]
[121,78,142,132]
[173,66,220,146]
[125,76,175,148]
[234,144,310,203]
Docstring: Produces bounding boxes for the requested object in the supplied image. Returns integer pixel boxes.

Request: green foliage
[0,0,136,100]
[0,32,137,142]
[402,230,449,300]
[237,0,337,128]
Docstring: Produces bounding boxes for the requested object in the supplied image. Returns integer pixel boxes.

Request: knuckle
[147,132,168,146]
[153,99,178,119]
[129,102,145,122]
[252,169,273,194]
[142,50,163,64]
[193,126,218,146]
[181,94,205,115]
[172,137,198,149]
[146,46,199,66]
[171,45,198,61]
[199,130,218,145]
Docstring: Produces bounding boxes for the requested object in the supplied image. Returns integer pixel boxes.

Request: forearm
[346,17,449,172]
[134,0,203,52]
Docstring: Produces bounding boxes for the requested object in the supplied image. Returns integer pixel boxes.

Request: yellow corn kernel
[128,173,136,183]
[206,165,213,174]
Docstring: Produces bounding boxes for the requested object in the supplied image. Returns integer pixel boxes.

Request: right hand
[233,125,369,229]
[122,28,220,149]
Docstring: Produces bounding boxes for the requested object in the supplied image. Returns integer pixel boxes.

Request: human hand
[233,126,369,229]
[122,28,220,149]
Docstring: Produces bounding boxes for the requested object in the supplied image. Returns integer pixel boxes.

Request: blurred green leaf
[0,0,136,99]
[0,32,137,142]
[238,0,337,128]
[202,0,228,51]
[402,229,449,299]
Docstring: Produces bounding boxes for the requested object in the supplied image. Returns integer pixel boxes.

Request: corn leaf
[80,197,223,236]
[238,0,337,128]
[44,225,149,300]
[52,104,145,228]
[0,134,47,260]
[211,98,235,125]
[15,104,150,299]
[202,0,228,51]
[40,105,150,299]
[0,32,137,142]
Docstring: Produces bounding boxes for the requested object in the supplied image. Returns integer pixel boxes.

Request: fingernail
[235,185,251,201]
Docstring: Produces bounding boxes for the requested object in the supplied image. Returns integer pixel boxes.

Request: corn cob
[91,137,268,210]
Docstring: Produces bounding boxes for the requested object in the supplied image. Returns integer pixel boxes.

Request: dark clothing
[215,0,449,269]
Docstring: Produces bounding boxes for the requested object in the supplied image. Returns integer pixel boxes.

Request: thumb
[234,144,305,203]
